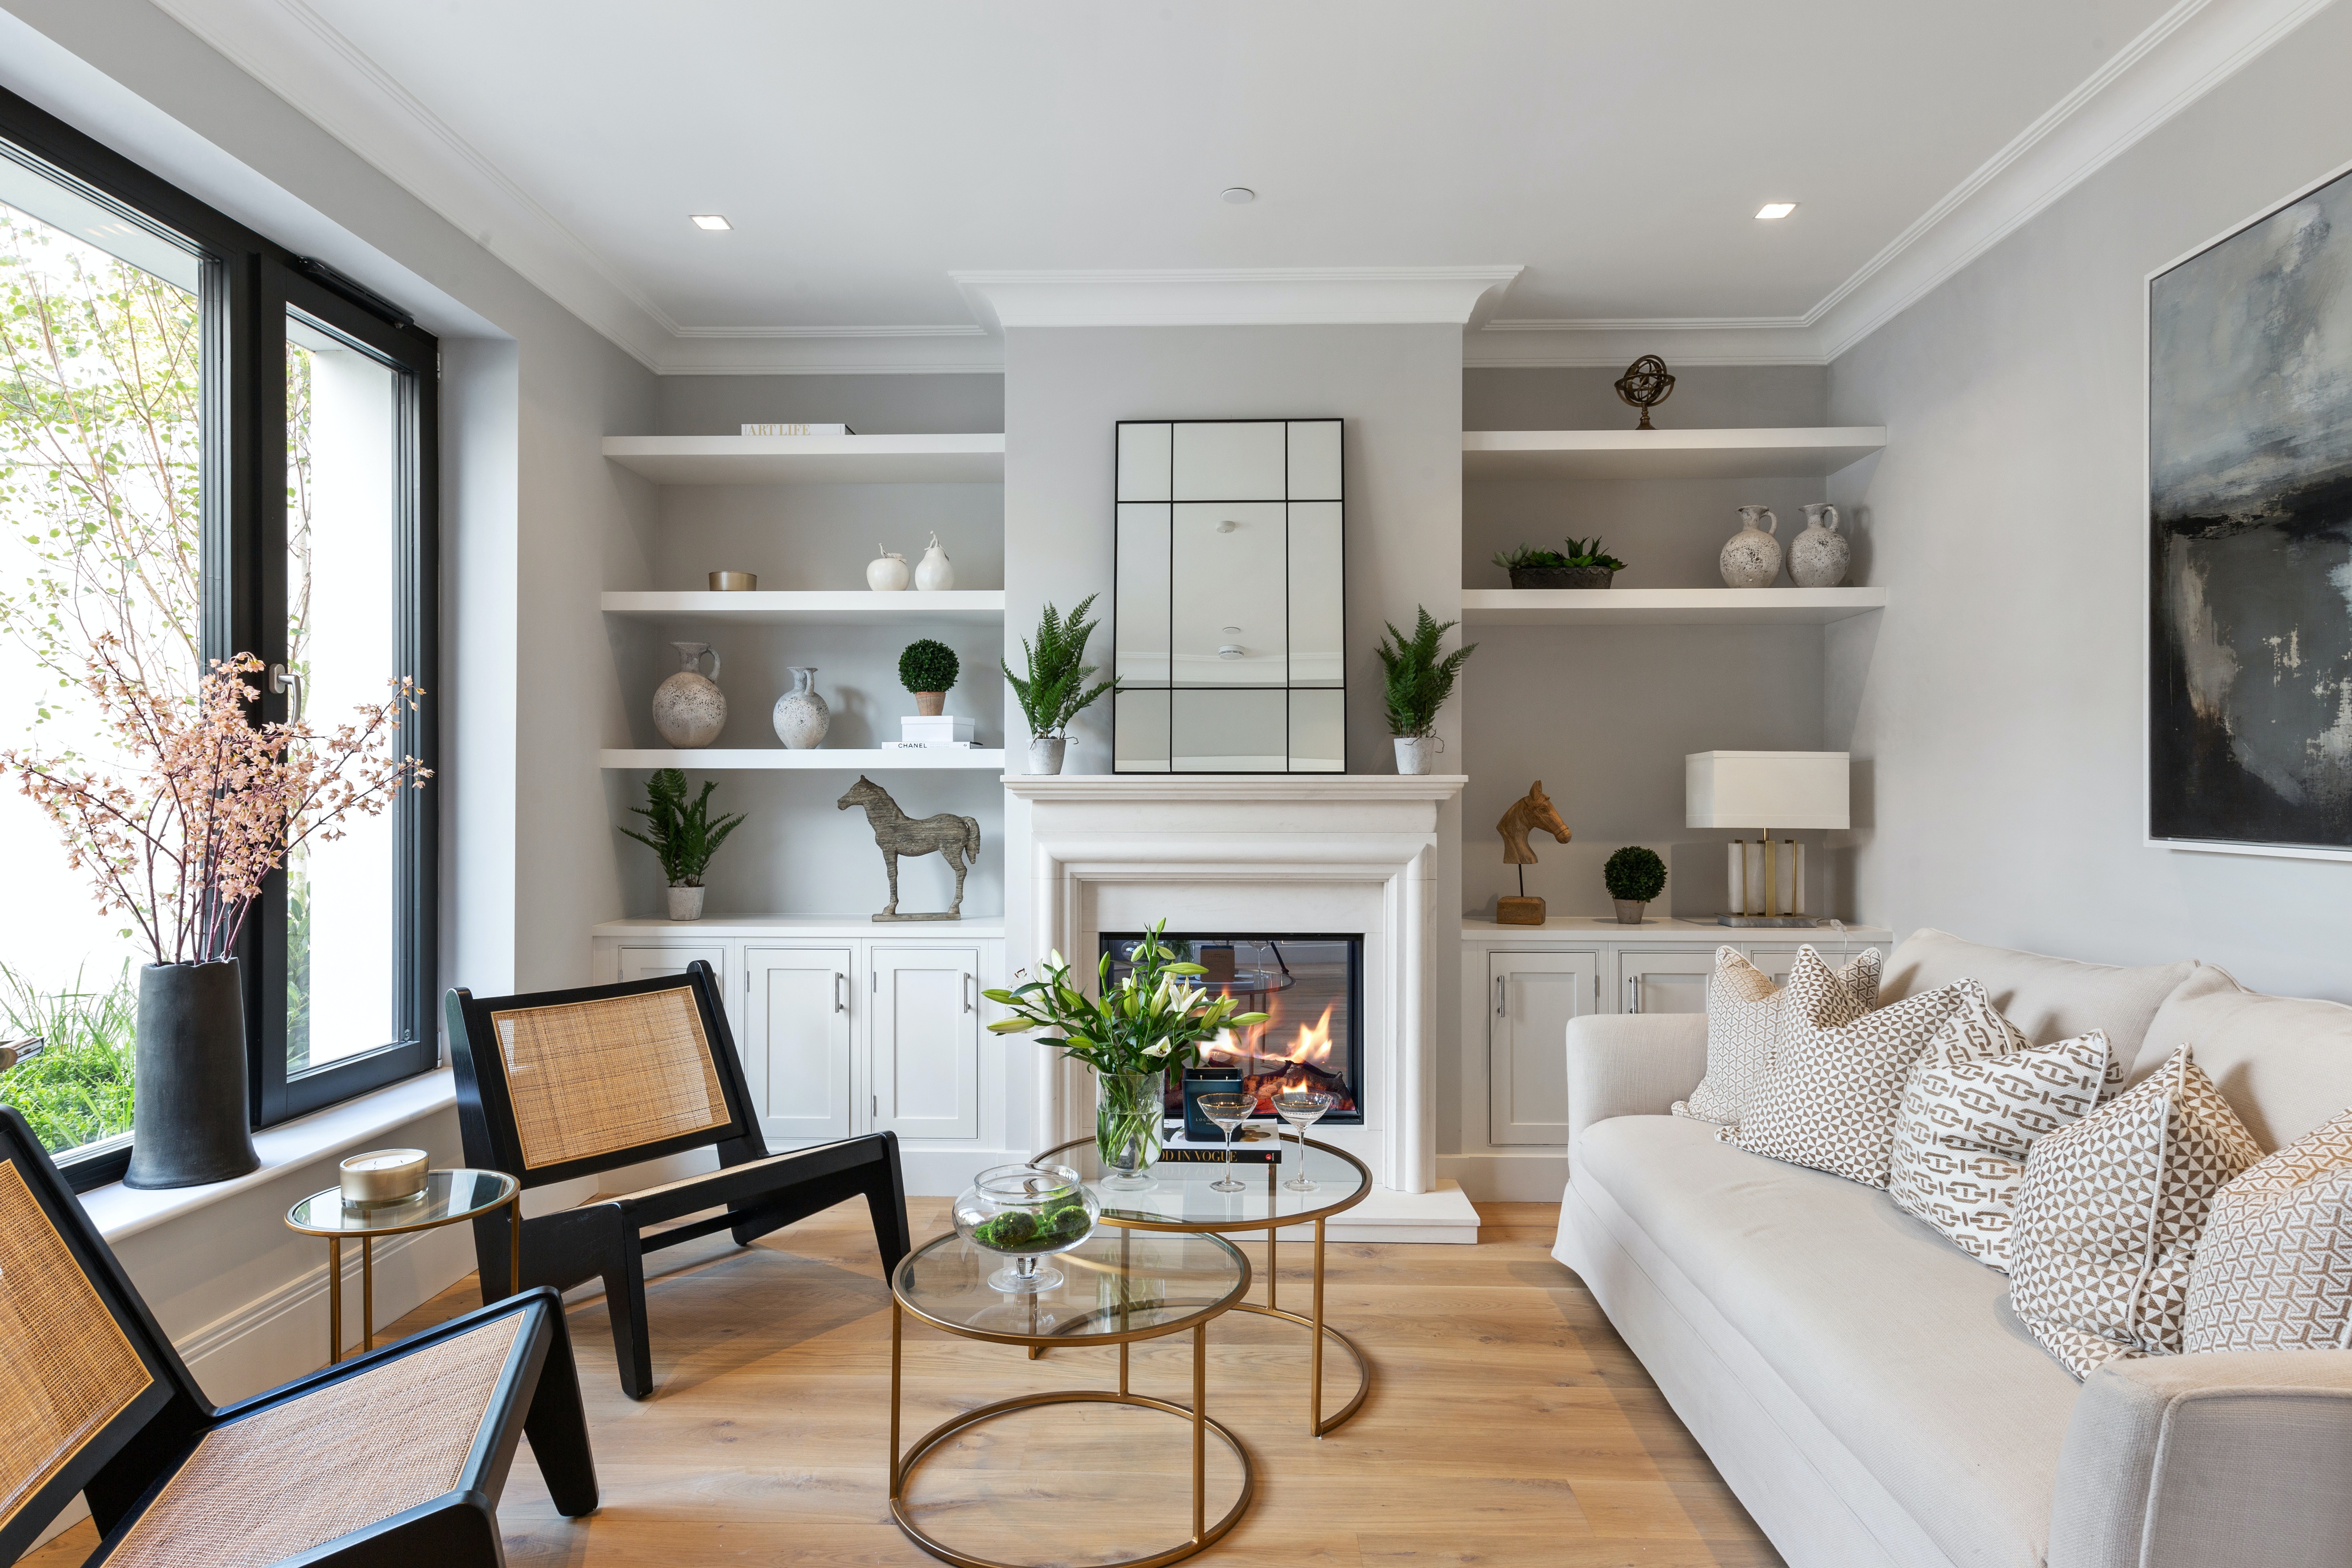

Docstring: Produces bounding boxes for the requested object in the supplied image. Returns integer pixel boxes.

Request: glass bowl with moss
[953,1163,1098,1292]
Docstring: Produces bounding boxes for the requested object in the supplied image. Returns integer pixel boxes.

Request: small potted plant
[1004,594,1115,776]
[898,639,960,717]
[1494,537,1627,590]
[1375,606,1476,775]
[1604,846,1666,924]
[619,768,745,922]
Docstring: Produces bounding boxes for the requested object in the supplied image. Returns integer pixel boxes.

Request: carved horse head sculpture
[1497,780,1571,866]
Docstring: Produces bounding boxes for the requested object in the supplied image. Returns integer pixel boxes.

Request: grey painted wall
[1825,0,2352,1000]
[657,372,1002,435]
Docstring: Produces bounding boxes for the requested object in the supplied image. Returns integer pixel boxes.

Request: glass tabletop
[894,1228,1249,1346]
[1040,1133,1370,1231]
[285,1169,519,1236]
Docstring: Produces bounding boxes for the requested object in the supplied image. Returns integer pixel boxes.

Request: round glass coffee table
[1037,1134,1372,1436]
[890,1227,1255,1568]
[286,1169,521,1364]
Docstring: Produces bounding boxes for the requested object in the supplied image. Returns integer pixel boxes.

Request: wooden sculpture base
[1496,896,1547,926]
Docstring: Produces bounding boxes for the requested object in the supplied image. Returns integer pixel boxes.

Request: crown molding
[953,266,1524,329]
[1469,318,1824,368]
[652,331,1007,376]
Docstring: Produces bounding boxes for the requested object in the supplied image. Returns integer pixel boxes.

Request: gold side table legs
[324,1192,526,1366]
[1235,1203,1371,1437]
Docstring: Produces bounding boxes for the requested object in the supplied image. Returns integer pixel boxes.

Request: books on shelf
[1154,1127,1282,1165]
[740,422,854,436]
[900,715,976,745]
[882,740,980,750]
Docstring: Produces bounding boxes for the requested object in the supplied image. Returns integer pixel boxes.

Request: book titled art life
[740,422,854,435]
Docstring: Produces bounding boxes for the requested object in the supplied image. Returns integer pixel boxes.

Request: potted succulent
[619,768,745,922]
[984,920,1267,1188]
[1004,594,1115,776]
[1604,846,1667,924]
[1494,537,1627,590]
[898,638,960,717]
[1375,606,1476,775]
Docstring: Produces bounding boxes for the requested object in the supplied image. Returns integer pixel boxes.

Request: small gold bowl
[709,571,757,591]
[340,1148,429,1207]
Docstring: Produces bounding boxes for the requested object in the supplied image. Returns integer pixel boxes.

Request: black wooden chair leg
[523,1314,600,1517]
[605,1230,655,1400]
[865,1136,912,1270]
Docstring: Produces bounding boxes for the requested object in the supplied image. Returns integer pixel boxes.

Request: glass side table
[890,1227,1255,1568]
[286,1168,521,1364]
[1038,1133,1372,1436]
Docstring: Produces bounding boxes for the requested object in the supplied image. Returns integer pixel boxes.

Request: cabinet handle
[963,973,976,1013]
[833,972,847,1014]
[1627,975,1642,1014]
[1495,975,1507,1018]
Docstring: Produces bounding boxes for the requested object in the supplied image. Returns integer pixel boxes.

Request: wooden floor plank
[23,1197,1782,1567]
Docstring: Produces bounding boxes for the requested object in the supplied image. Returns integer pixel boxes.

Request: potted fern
[1375,607,1476,775]
[619,768,746,921]
[1004,594,1115,776]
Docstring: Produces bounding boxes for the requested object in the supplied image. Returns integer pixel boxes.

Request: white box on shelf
[900,715,976,744]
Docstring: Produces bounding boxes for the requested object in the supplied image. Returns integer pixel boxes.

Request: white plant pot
[1027,736,1067,775]
[1394,735,1444,775]
[667,884,706,921]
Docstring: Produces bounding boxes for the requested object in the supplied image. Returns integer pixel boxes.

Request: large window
[0,89,437,1185]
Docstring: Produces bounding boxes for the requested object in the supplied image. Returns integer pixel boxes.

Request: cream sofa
[1552,929,2352,1568]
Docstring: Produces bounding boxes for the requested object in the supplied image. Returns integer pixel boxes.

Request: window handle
[269,663,303,724]
[834,972,847,1014]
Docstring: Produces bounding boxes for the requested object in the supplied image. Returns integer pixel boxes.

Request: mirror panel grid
[1114,420,1345,772]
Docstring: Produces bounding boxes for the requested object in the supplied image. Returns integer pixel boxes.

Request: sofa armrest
[1566,1013,1708,1168]
[2049,1350,2352,1568]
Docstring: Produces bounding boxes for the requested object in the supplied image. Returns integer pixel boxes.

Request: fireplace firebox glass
[1098,933,1364,1124]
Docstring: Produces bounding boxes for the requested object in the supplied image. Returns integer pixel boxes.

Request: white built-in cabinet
[871,946,981,1140]
[1487,951,1598,1145]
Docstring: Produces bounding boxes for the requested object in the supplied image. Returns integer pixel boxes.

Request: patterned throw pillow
[2184,1105,2352,1352]
[1671,946,1881,1128]
[2007,1045,2261,1379]
[1725,950,1969,1186]
[1886,1010,2110,1270]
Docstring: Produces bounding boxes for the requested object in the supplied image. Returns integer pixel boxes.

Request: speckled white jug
[652,642,726,748]
[1719,506,1782,588]
[1789,503,1850,588]
[771,666,830,749]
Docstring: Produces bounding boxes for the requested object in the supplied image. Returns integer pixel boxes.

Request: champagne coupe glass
[1197,1093,1256,1194]
[1272,1089,1338,1193]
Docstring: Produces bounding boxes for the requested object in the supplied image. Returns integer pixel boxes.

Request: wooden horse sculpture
[837,775,981,921]
[1496,780,1570,925]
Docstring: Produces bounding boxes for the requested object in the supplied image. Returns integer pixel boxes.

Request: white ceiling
[145,0,2332,370]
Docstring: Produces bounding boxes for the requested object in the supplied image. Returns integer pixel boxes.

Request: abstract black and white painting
[2150,166,2352,855]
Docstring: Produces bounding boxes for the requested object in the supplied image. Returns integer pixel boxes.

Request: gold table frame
[889,1227,1257,1568]
[1038,1134,1373,1437]
[286,1169,522,1364]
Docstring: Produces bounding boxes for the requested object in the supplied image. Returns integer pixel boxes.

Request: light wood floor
[30,1200,1782,1567]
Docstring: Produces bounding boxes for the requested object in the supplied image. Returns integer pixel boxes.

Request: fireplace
[1099,932,1365,1124]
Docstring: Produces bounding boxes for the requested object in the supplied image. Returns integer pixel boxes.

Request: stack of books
[739,422,855,435]
[891,715,977,748]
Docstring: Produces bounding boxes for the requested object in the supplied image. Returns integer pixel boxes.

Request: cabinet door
[1615,949,1719,1017]
[872,947,980,1140]
[744,947,853,1143]
[1746,942,1871,988]
[617,944,726,987]
[1488,951,1598,1146]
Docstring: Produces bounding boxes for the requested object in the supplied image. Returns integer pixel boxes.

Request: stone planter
[914,691,946,717]
[124,959,260,1189]
[668,884,706,921]
[1508,566,1616,590]
[1613,900,1648,925]
[1394,735,1447,775]
[1027,736,1067,775]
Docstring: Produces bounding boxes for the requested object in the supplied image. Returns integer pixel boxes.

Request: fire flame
[1205,1004,1346,1111]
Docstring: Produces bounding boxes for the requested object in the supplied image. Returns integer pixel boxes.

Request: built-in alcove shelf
[601,433,1004,485]
[601,590,1004,626]
[1462,586,1888,626]
[1462,427,1886,479]
[601,748,1005,771]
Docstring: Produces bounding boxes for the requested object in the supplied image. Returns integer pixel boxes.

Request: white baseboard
[1439,1151,1571,1202]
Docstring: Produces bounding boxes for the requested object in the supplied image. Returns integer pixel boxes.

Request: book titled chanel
[740,422,854,435]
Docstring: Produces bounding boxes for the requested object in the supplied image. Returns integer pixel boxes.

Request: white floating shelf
[601,590,1004,626]
[1463,427,1886,479]
[600,748,1005,771]
[601,433,1004,485]
[1462,587,1888,626]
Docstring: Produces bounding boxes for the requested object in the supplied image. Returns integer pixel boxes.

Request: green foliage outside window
[0,964,136,1154]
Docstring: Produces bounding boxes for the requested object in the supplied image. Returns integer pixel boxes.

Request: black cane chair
[445,962,912,1399]
[0,1107,595,1568]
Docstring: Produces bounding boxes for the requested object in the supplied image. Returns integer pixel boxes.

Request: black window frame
[0,86,440,1189]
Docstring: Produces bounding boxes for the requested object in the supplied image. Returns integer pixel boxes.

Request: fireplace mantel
[1004,775,1470,802]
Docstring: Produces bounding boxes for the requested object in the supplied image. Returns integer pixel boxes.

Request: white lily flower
[1145,1040,1172,1056]
[1047,949,1065,971]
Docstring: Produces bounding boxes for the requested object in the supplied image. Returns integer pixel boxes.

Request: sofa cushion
[1880,928,2196,1074]
[1577,1114,2080,1568]
[2137,966,2352,1152]
[1672,944,1879,1129]
[2185,1104,2352,1353]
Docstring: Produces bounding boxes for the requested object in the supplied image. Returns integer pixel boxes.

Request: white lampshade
[1686,751,1850,829]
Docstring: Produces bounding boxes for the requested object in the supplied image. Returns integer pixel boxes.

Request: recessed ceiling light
[1755,202,1797,221]
[690,214,732,231]
[1220,187,1256,205]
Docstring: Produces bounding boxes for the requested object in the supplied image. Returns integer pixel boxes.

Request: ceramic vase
[867,547,910,592]
[771,666,830,749]
[1027,736,1067,775]
[1789,503,1850,588]
[667,884,706,921]
[1719,506,1782,588]
[652,641,726,748]
[124,960,260,1189]
[914,532,955,592]
[1394,735,1445,775]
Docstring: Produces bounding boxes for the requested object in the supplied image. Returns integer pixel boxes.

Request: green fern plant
[1374,606,1477,738]
[618,768,746,888]
[1005,595,1116,737]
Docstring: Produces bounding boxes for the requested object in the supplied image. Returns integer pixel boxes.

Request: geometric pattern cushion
[2007,1045,2262,1379]
[1672,945,1881,1129]
[2184,1105,2352,1352]
[1886,1013,2111,1271]
[1723,952,1971,1188]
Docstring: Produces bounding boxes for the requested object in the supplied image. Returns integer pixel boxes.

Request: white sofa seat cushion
[1577,1113,2081,1568]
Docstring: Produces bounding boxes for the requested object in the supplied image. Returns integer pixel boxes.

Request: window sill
[76,1068,459,1244]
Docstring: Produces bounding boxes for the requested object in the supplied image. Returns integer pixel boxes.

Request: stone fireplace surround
[1003,774,1478,1241]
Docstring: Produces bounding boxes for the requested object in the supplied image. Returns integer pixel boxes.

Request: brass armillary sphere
[1614,354,1677,430]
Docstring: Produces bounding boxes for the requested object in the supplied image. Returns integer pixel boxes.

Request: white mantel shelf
[602,748,1004,770]
[1463,426,1886,479]
[601,433,1004,485]
[595,915,1004,939]
[1462,587,1887,626]
[1464,916,1893,943]
[1004,774,1470,802]
[603,590,1004,625]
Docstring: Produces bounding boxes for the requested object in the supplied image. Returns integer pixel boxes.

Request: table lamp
[1685,751,1849,925]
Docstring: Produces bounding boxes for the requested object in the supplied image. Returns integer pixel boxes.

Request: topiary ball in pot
[1603,845,1666,924]
[898,638,960,716]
